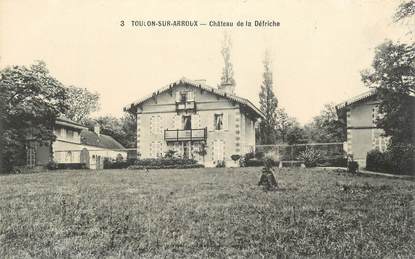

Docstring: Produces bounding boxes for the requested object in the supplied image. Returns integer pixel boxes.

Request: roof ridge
[124,77,264,119]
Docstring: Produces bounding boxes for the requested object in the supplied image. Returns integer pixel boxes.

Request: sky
[0,0,410,124]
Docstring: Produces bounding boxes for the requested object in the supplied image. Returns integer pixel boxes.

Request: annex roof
[80,130,126,150]
[124,77,265,119]
[335,89,377,111]
[56,116,126,150]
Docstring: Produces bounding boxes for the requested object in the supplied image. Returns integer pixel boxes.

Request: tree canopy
[0,61,68,172]
[64,85,100,124]
[304,103,346,143]
[220,32,236,86]
[258,51,278,144]
[361,41,415,144]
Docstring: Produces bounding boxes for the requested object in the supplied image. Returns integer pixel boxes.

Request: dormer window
[176,91,194,103]
[180,92,187,103]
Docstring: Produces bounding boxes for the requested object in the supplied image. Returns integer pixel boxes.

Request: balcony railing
[175,101,195,111]
[164,128,207,142]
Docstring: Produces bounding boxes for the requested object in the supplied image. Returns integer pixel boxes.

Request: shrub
[103,158,137,169]
[366,144,414,175]
[245,159,280,167]
[164,149,177,159]
[348,161,359,174]
[298,147,321,168]
[255,152,264,160]
[231,154,241,162]
[47,163,87,170]
[244,152,255,161]
[127,158,203,170]
[317,156,348,167]
[366,149,390,172]
[47,161,59,170]
[215,160,226,168]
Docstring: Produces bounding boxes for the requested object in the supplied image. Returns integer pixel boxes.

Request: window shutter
[150,116,154,134]
[193,114,201,128]
[187,91,194,101]
[223,112,228,130]
[158,115,163,135]
[175,91,181,102]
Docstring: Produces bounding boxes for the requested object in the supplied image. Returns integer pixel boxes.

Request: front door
[80,148,90,169]
[183,141,192,158]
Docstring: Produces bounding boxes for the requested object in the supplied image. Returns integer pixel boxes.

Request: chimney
[93,124,100,136]
[218,82,235,95]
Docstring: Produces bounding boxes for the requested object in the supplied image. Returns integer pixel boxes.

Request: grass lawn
[0,167,414,258]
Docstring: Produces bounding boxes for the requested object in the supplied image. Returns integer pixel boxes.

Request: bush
[48,163,87,170]
[104,158,137,169]
[317,156,348,167]
[231,154,241,162]
[215,160,226,168]
[348,161,359,174]
[47,161,59,170]
[366,144,414,175]
[244,152,255,161]
[366,149,391,172]
[298,147,321,168]
[127,158,203,170]
[254,152,264,160]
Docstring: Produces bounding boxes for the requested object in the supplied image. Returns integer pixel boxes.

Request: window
[65,151,73,163]
[214,114,223,130]
[180,92,187,102]
[182,116,192,130]
[150,141,163,158]
[67,129,74,139]
[55,127,63,137]
[176,91,194,103]
[26,146,36,167]
[150,115,162,135]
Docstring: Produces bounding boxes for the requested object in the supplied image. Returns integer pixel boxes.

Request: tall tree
[258,51,278,144]
[274,108,291,143]
[0,61,67,172]
[304,103,346,143]
[395,0,415,20]
[361,41,415,144]
[220,32,235,86]
[64,85,100,124]
[89,113,136,148]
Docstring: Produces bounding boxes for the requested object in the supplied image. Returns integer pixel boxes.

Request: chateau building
[124,77,264,167]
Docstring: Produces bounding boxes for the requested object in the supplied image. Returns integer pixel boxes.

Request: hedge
[366,145,415,175]
[127,158,204,170]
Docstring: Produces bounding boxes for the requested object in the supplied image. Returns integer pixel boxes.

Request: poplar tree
[258,51,278,144]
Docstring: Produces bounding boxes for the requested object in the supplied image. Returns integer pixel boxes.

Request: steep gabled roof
[335,89,377,111]
[124,77,265,119]
[80,130,126,150]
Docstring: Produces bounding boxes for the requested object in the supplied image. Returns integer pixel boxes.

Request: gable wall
[347,98,385,167]
[136,84,257,166]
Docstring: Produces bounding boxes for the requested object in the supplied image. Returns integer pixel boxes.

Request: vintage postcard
[1,0,414,258]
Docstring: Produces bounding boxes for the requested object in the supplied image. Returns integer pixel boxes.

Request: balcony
[164,128,207,142]
[175,101,195,111]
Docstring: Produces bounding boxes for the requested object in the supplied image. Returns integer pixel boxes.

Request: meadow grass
[0,167,414,258]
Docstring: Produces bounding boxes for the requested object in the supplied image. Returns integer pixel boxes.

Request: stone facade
[127,78,262,167]
[26,118,127,169]
[337,91,389,167]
